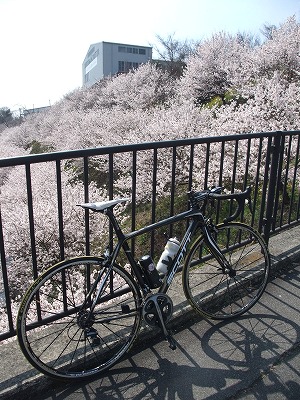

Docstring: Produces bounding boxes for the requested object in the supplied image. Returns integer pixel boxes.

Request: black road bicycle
[17,187,270,380]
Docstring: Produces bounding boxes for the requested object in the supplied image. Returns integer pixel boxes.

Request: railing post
[263,133,284,244]
[0,205,14,337]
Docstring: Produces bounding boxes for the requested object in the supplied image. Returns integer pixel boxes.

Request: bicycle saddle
[78,198,130,211]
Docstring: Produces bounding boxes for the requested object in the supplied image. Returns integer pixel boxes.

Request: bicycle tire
[17,256,142,380]
[182,222,270,319]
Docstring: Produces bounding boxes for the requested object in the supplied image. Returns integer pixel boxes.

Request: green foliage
[64,157,123,191]
[0,107,13,124]
[205,89,248,109]
[27,140,54,154]
[0,106,22,128]
[206,96,224,108]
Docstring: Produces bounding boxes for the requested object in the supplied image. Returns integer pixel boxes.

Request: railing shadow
[268,241,300,277]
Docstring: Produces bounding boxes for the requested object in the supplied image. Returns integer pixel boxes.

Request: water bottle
[156,238,180,275]
[139,255,162,288]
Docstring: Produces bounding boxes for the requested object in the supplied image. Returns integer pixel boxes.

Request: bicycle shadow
[93,358,229,400]
[105,314,299,399]
[199,314,300,368]
[9,267,300,400]
[26,312,300,400]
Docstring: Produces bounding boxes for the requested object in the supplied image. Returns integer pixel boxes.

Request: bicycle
[17,186,270,380]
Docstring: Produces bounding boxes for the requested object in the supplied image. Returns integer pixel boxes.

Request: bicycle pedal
[121,304,131,314]
[91,337,101,347]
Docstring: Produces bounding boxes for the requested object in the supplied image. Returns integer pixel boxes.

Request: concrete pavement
[1,225,300,399]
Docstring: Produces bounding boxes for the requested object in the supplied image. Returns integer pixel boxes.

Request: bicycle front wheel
[17,256,142,380]
[182,222,270,319]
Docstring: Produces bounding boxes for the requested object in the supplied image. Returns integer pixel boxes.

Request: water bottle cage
[160,255,173,270]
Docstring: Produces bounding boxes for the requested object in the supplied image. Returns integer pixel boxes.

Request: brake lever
[221,187,252,223]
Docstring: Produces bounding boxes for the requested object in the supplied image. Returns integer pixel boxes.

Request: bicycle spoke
[183,223,270,319]
[18,257,141,379]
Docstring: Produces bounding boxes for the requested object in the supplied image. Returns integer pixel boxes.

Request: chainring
[142,293,173,327]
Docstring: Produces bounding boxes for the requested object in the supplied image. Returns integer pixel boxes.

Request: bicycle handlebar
[189,186,252,222]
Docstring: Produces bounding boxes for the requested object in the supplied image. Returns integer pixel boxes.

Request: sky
[1,0,300,112]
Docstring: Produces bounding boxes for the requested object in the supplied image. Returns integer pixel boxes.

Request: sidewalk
[1,225,300,399]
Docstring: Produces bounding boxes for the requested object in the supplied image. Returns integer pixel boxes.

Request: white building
[82,41,152,87]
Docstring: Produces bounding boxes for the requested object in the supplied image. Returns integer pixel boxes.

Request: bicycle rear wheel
[17,256,142,380]
[182,222,270,319]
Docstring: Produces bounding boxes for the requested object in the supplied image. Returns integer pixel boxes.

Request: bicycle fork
[202,224,236,277]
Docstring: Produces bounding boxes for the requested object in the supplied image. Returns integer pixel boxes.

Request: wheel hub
[77,310,95,329]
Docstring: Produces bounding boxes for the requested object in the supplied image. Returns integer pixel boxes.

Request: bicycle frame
[103,206,228,296]
[18,187,268,379]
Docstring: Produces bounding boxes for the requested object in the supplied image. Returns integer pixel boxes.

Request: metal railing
[1,131,300,340]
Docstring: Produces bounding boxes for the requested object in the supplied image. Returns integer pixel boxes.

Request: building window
[87,46,95,58]
[118,61,140,73]
[118,45,147,55]
[85,72,89,82]
[118,61,125,72]
[84,49,99,68]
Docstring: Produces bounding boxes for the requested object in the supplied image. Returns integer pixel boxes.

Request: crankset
[142,293,177,350]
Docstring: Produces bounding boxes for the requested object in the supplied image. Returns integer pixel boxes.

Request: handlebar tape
[209,186,252,223]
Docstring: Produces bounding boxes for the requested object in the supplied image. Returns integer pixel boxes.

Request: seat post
[104,207,126,242]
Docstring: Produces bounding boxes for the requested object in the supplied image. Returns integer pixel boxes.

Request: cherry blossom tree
[1,16,300,331]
